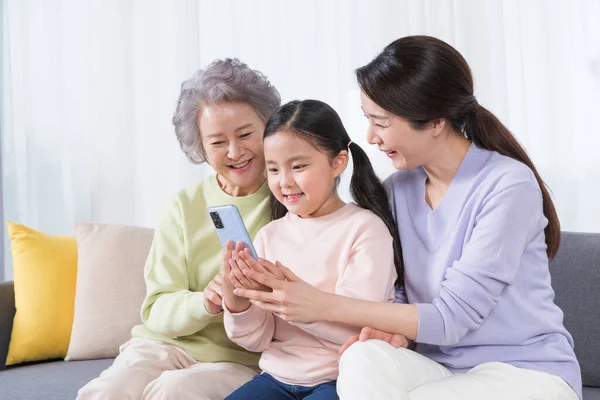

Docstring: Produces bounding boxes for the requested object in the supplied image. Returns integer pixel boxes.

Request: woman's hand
[232,262,332,323]
[221,241,251,313]
[339,327,410,354]
[203,272,225,315]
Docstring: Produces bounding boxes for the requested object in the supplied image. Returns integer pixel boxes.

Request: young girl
[221,99,403,400]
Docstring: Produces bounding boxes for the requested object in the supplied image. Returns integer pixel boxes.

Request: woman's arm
[239,268,419,340]
[141,196,217,338]
[239,179,543,346]
[233,237,414,343]
[326,293,419,340]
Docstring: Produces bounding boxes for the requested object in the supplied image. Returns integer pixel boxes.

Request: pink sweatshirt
[223,203,397,386]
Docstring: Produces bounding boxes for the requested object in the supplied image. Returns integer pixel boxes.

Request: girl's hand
[222,241,251,313]
[232,262,332,323]
[229,248,271,292]
[229,248,286,291]
[339,327,410,354]
[203,272,224,315]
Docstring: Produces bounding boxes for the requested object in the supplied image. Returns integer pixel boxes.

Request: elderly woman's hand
[203,273,225,315]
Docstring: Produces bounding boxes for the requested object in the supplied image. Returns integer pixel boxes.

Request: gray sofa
[0,232,598,399]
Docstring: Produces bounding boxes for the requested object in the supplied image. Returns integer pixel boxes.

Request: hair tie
[347,140,353,148]
[468,95,479,113]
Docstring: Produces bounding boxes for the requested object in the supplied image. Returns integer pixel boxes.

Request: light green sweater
[131,174,270,367]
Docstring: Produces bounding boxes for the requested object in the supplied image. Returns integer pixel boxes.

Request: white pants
[337,340,578,400]
[77,338,257,400]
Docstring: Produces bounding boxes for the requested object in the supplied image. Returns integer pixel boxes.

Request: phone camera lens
[210,212,224,229]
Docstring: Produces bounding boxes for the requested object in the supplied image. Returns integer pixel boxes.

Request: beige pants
[77,338,257,400]
[338,340,579,400]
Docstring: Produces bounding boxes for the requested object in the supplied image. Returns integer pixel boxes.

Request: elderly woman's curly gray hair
[172,58,281,164]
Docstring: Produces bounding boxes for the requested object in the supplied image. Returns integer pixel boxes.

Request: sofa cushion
[584,386,600,400]
[0,358,113,399]
[6,222,78,365]
[66,222,153,361]
[549,231,600,388]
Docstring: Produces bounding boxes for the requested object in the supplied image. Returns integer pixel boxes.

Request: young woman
[233,37,582,400]
[221,100,402,400]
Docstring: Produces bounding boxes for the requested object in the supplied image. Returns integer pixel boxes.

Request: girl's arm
[223,303,275,352]
[222,238,275,352]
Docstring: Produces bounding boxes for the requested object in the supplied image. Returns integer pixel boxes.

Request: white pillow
[66,222,153,360]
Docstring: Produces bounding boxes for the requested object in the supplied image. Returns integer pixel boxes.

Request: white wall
[2,0,600,280]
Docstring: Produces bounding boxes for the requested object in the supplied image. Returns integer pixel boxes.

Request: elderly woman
[78,59,281,400]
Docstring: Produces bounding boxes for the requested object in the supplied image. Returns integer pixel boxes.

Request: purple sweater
[387,144,581,398]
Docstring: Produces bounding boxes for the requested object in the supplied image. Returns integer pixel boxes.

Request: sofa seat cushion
[584,386,600,400]
[0,358,113,399]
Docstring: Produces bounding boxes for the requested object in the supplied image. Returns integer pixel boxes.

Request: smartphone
[208,204,258,259]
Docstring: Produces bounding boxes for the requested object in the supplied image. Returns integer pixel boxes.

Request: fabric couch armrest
[0,281,15,370]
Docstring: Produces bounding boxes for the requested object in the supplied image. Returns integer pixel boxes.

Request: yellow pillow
[6,221,77,365]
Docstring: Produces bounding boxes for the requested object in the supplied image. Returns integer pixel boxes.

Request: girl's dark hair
[356,35,560,259]
[264,100,404,284]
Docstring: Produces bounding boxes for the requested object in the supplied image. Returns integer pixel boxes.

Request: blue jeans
[226,373,338,400]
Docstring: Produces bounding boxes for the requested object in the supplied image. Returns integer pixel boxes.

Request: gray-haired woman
[78,59,281,400]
